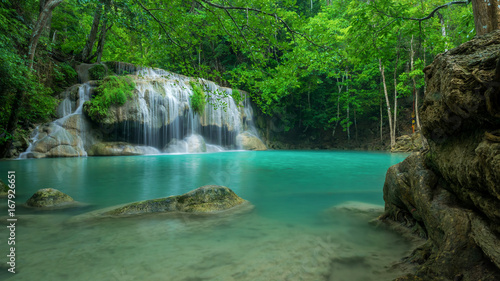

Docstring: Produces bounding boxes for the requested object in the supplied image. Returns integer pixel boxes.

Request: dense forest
[0,0,485,156]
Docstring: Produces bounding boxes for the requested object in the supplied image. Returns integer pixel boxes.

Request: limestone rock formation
[382,31,500,281]
[26,188,75,208]
[391,132,423,152]
[103,185,249,216]
[236,131,267,151]
[164,134,207,153]
[87,142,160,156]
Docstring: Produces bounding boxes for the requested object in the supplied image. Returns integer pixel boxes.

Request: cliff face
[383,31,500,280]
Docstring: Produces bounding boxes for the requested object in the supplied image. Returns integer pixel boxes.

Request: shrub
[84,75,136,121]
[189,81,206,115]
[88,64,106,80]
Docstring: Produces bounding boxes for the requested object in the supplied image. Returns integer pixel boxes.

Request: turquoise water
[0,151,410,280]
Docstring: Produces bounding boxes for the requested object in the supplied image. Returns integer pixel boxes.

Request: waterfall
[19,64,265,158]
[19,84,93,159]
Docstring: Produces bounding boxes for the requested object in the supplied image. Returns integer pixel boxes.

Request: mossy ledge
[103,185,248,216]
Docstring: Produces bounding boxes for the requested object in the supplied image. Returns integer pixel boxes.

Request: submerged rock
[236,131,267,151]
[26,188,75,208]
[0,179,8,197]
[87,142,160,156]
[105,185,247,216]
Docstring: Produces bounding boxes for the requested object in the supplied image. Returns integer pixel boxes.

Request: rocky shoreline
[381,31,500,280]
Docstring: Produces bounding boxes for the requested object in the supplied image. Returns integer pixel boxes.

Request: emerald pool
[0,151,410,280]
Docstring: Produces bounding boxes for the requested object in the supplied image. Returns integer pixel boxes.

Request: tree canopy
[0,0,485,156]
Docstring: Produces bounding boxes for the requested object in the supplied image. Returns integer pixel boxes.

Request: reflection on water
[0,151,410,280]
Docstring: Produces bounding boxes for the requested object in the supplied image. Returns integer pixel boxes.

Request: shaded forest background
[0,0,477,156]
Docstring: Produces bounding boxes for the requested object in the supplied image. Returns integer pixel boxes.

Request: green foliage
[89,64,107,80]
[84,75,136,121]
[0,1,57,148]
[189,81,206,115]
[231,89,243,106]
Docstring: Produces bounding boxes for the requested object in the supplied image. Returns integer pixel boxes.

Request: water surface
[0,151,410,280]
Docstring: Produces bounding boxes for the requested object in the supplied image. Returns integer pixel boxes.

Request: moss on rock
[105,185,246,216]
[0,179,8,197]
[26,188,74,208]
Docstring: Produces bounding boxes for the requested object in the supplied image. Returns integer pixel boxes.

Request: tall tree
[28,0,64,69]
[471,0,500,35]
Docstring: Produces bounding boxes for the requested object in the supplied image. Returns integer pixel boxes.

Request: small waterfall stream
[19,64,265,158]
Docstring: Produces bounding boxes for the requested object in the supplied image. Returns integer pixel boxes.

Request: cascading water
[108,65,262,153]
[19,63,265,158]
[19,84,93,158]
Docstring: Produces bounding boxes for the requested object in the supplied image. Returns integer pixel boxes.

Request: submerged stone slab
[105,185,247,216]
[26,188,75,208]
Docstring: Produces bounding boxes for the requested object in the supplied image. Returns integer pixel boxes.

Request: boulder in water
[102,185,249,216]
[236,131,267,150]
[87,142,160,156]
[0,179,9,197]
[26,188,75,208]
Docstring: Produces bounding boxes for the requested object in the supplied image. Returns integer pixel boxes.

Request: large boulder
[87,142,160,156]
[26,188,75,208]
[236,131,267,151]
[103,185,249,216]
[382,31,500,281]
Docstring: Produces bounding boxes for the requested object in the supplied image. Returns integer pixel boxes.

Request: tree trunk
[472,0,500,36]
[437,12,448,51]
[28,0,63,69]
[410,35,421,131]
[380,96,383,143]
[346,69,350,142]
[332,73,344,138]
[82,3,103,62]
[393,41,400,145]
[95,2,111,63]
[379,58,395,148]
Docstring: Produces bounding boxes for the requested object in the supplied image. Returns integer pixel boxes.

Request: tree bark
[332,74,344,138]
[472,0,500,36]
[95,2,112,63]
[346,68,350,142]
[393,43,400,145]
[28,0,63,69]
[82,3,103,62]
[410,35,421,131]
[437,12,448,51]
[379,58,395,148]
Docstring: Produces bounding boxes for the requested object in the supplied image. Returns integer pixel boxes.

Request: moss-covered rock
[87,142,160,156]
[105,185,248,216]
[391,132,423,153]
[88,64,107,81]
[26,188,74,208]
[0,179,9,197]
